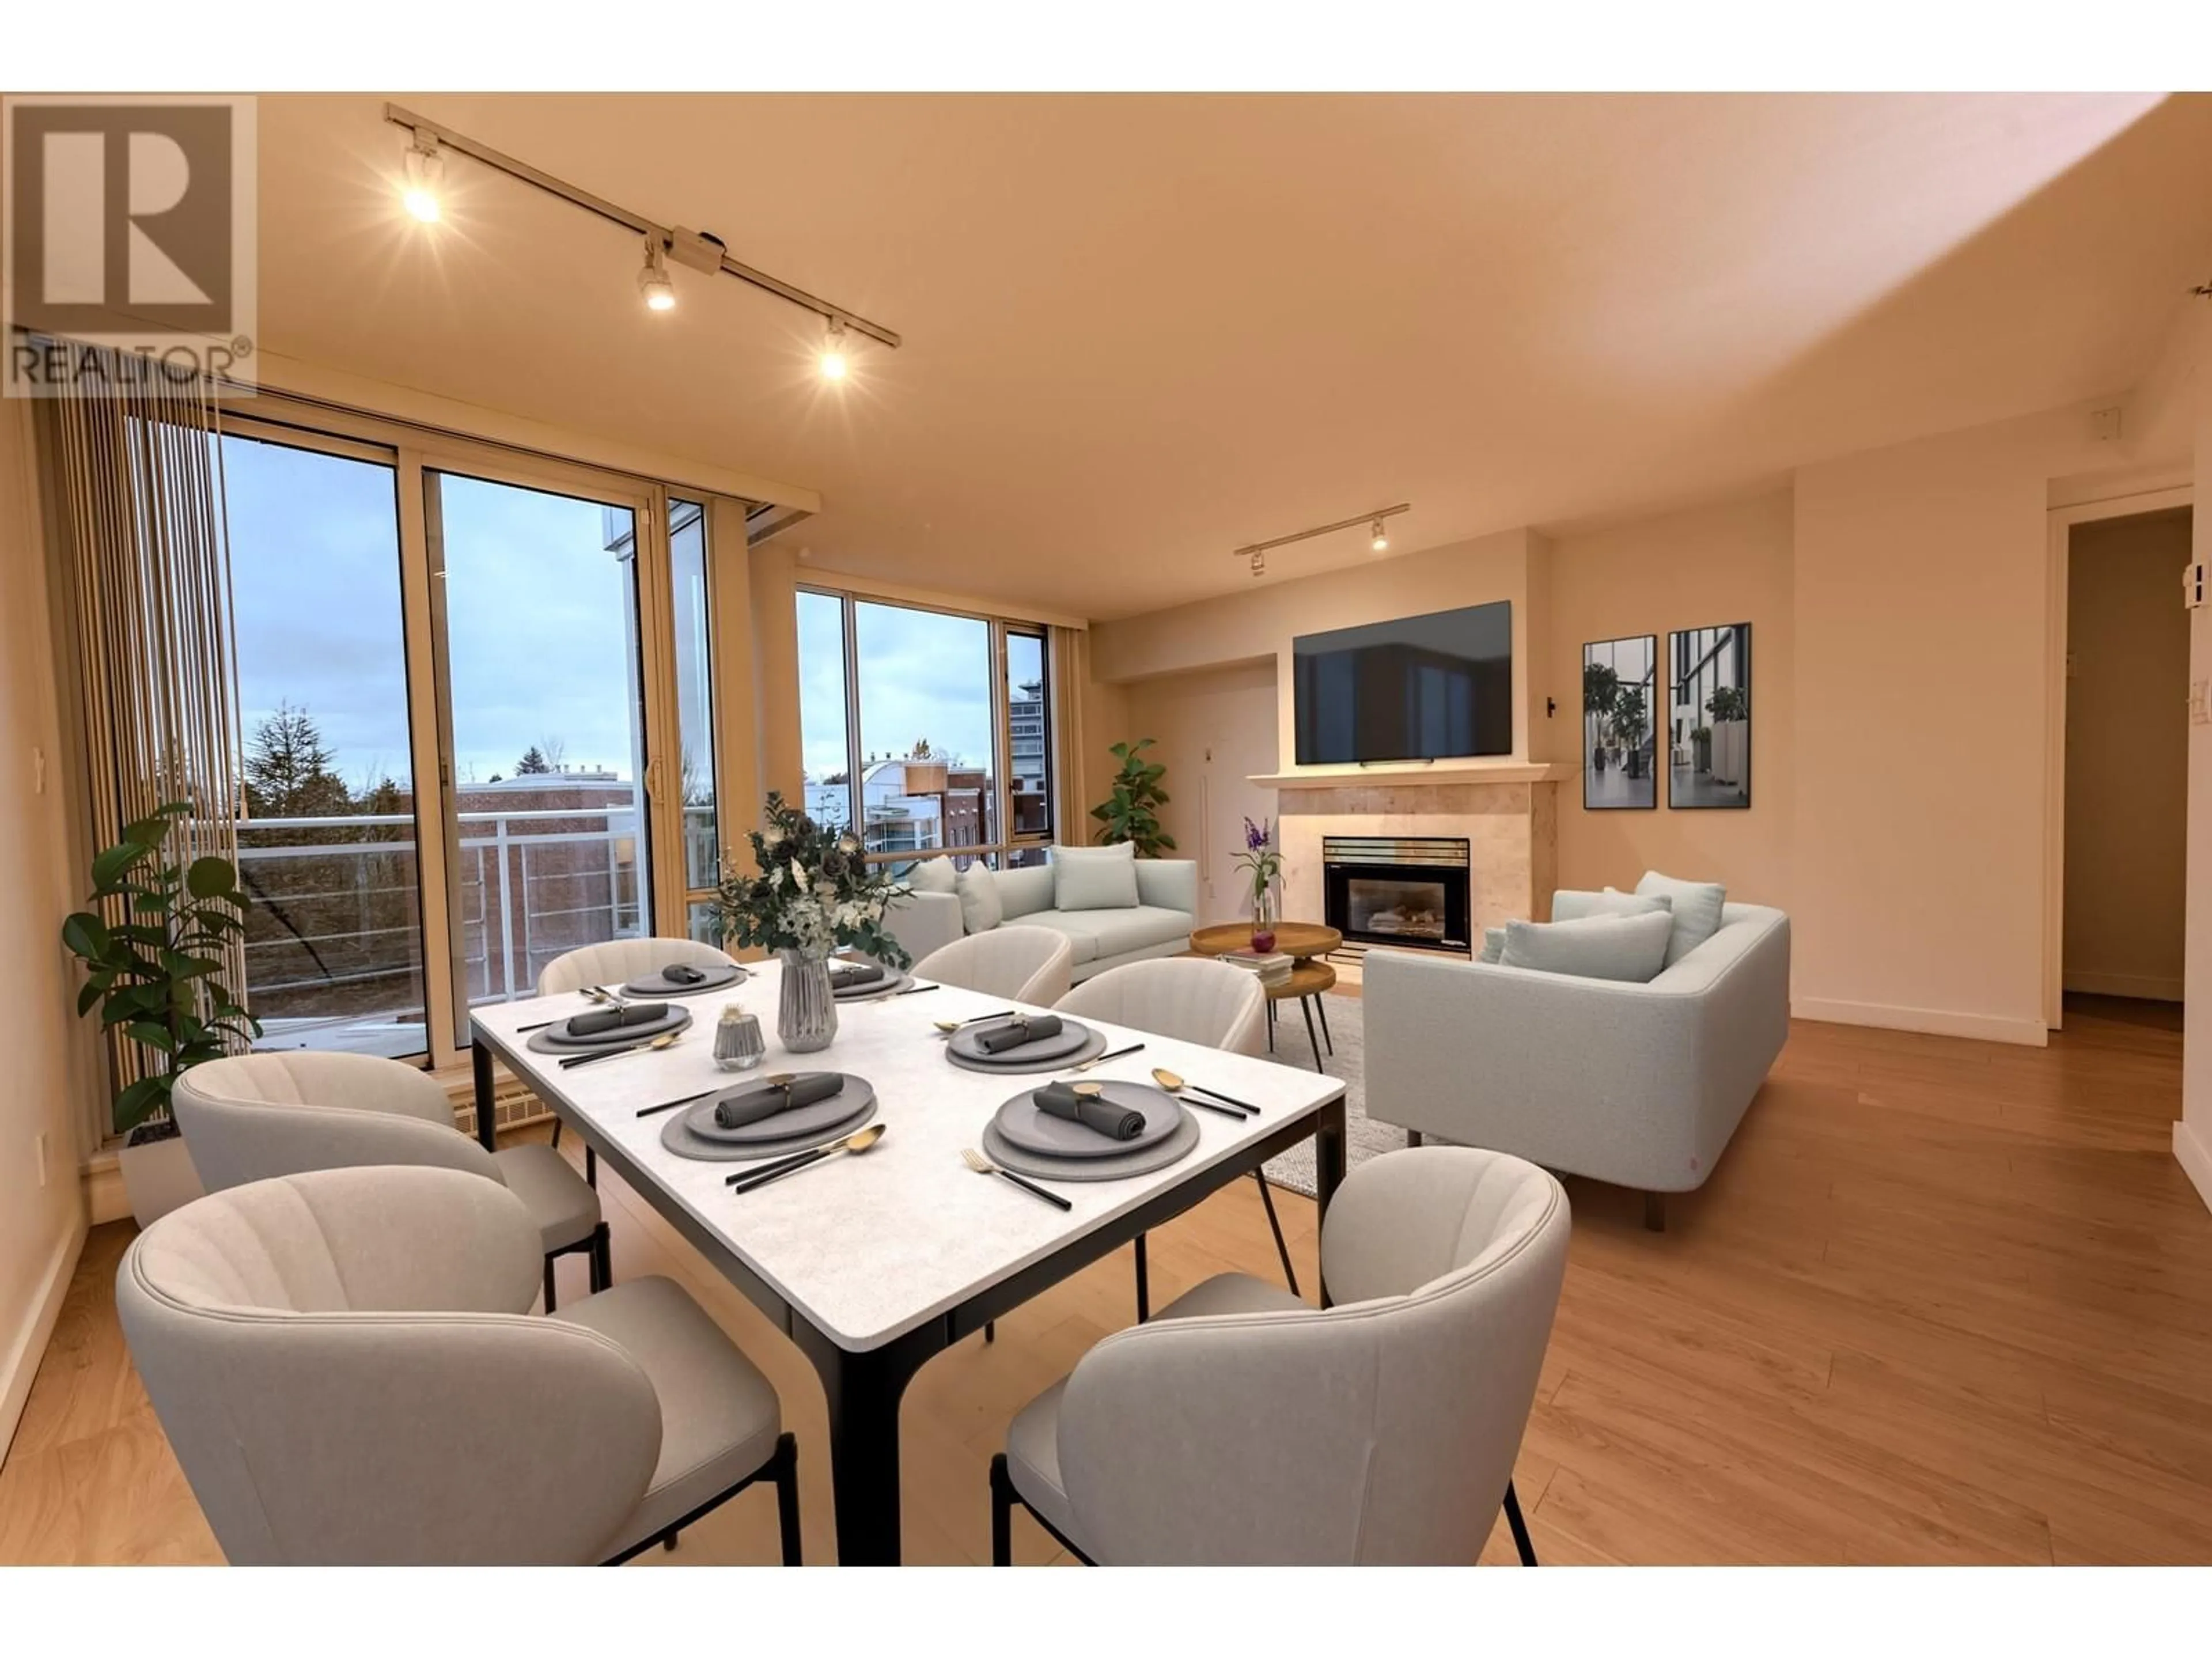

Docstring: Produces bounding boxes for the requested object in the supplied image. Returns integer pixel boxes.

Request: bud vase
[777,948,839,1052]
[1250,892,1277,955]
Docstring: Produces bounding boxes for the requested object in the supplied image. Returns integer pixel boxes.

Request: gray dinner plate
[680,1073,875,1145]
[831,968,913,1001]
[948,1016,1093,1065]
[527,1005,693,1053]
[622,962,748,998]
[981,1104,1200,1184]
[661,1092,879,1164]
[992,1080,1184,1161]
[945,1024,1108,1075]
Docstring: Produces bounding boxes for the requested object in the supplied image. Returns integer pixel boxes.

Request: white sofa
[1362,902,1790,1230]
[887,858,1199,984]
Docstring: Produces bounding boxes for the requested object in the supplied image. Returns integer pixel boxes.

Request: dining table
[469,957,1349,1566]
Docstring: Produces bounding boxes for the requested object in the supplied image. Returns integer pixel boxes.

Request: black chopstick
[893,983,939,997]
[1186,1081,1262,1114]
[559,1037,668,1069]
[1073,1042,1145,1070]
[1178,1093,1251,1122]
[517,1017,562,1032]
[729,1145,840,1195]
[725,1143,821,1187]
[635,1088,722,1119]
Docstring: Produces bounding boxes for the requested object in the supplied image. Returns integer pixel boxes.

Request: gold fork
[960,1147,1073,1211]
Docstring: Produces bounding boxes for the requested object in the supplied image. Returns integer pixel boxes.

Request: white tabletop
[472,961,1347,1353]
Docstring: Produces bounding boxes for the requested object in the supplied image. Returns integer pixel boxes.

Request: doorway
[2056,502,2193,1027]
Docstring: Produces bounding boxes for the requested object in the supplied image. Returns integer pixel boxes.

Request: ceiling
[253,93,2212,620]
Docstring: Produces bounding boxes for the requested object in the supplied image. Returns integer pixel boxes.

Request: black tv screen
[1293,601,1513,764]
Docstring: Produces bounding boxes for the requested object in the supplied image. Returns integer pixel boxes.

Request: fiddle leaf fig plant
[1089,738,1176,858]
[62,801,260,1136]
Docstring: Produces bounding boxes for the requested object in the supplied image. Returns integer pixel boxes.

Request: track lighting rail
[1233,502,1410,575]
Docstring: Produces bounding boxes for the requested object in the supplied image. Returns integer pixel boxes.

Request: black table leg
[1300,995,1325,1071]
[1134,1233,1150,1321]
[798,1323,940,1566]
[472,1036,498,1152]
[1315,1098,1347,1308]
[1317,994,1333,1055]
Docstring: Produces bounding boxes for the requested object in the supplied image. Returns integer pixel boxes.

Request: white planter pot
[1710,719,1749,787]
[118,1131,204,1228]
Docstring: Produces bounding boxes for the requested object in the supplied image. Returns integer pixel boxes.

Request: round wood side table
[1187,922,1342,1070]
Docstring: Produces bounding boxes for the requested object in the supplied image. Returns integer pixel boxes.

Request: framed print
[1582,635,1657,810]
[1668,622,1751,809]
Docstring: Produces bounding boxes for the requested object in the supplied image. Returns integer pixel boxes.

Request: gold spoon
[729,1124,887,1194]
[560,1031,683,1069]
[933,1010,1017,1037]
[1151,1066,1255,1119]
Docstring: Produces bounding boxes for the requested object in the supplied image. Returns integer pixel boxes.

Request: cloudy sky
[224,434,994,827]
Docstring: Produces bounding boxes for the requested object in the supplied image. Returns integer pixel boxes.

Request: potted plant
[1233,816,1283,953]
[1612,687,1650,779]
[714,792,911,1053]
[1089,738,1176,857]
[62,801,260,1226]
[1691,725,1713,774]
[1583,662,1619,773]
[1706,685,1749,786]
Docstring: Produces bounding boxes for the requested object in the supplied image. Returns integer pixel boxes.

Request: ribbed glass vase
[777,948,839,1053]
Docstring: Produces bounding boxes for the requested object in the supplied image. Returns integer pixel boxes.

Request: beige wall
[2063,508,2193,1001]
[0,401,93,1456]
[1123,660,1279,919]
[2181,306,2212,1213]
[1546,490,1796,911]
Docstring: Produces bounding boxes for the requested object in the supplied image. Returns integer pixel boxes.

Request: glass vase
[1251,889,1277,955]
[777,948,839,1053]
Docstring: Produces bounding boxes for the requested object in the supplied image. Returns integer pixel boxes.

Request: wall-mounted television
[1293,600,1513,765]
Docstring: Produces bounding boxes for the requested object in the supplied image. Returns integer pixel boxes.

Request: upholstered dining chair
[914,925,1075,1007]
[990,1146,1569,1565]
[535,937,741,1161]
[1054,957,1280,1318]
[117,1165,801,1565]
[173,1050,608,1311]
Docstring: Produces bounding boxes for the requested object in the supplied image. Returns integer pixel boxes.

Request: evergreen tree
[516,744,552,775]
[244,702,350,820]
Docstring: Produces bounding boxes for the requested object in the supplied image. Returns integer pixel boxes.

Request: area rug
[1257,993,1408,1196]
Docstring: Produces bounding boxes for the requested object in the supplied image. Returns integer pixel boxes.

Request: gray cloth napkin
[1033,1080,1143,1141]
[568,1001,671,1037]
[830,959,885,988]
[661,963,709,985]
[975,1013,1063,1055]
[713,1072,844,1129]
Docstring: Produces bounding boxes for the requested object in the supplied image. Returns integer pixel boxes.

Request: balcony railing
[234,802,708,1060]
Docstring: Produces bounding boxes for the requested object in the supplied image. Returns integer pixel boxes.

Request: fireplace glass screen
[1346,878,1449,942]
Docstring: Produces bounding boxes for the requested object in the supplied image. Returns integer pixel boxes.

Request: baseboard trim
[2175,1121,2212,1218]
[1792,997,2048,1048]
[82,1150,128,1226]
[2062,972,2185,1003]
[0,1217,88,1467]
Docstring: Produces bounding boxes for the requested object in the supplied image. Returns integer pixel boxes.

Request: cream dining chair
[173,1049,608,1310]
[117,1165,801,1565]
[913,925,1075,1007]
[991,1146,1570,1565]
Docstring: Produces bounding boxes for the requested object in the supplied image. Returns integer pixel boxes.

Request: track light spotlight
[401,135,445,223]
[638,236,676,312]
[1370,518,1390,554]
[820,316,851,381]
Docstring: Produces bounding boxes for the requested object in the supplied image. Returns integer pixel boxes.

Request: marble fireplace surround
[1259,766,1567,977]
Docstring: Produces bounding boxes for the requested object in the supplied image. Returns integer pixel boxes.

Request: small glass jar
[713,1002,766,1071]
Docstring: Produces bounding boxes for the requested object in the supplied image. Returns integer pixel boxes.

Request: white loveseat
[1362,902,1790,1230]
[888,858,1199,984]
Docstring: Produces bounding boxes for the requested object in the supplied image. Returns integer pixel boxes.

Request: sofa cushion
[1050,843,1140,911]
[1634,871,1727,967]
[956,863,1003,935]
[1551,888,1671,924]
[1024,904,1191,965]
[995,863,1057,921]
[1499,911,1672,983]
[1479,926,1507,964]
[906,858,956,895]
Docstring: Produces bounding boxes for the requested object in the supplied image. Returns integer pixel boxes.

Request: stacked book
[1221,950,1294,987]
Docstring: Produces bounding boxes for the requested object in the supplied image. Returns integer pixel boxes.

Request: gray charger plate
[946,1025,1108,1075]
[982,1103,1199,1183]
[681,1074,876,1145]
[660,1078,877,1164]
[622,963,748,997]
[831,968,914,1001]
[948,1017,1094,1066]
[528,1006,693,1054]
[991,1080,1183,1161]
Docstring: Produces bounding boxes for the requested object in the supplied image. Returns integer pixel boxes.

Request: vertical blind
[41,351,245,1140]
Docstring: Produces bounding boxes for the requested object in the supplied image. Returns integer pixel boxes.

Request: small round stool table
[1188,921,1342,1071]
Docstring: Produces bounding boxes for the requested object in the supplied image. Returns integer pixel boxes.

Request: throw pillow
[1499,911,1673,983]
[1634,870,1728,967]
[956,862,1003,934]
[1479,926,1508,964]
[1050,843,1141,911]
[906,858,956,895]
[1551,888,1673,924]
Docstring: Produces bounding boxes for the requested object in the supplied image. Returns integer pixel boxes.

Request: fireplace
[1321,836,1472,956]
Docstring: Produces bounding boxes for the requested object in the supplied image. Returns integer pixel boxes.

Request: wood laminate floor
[3,997,2207,1565]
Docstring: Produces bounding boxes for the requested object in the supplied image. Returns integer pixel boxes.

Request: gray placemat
[622,962,748,997]
[831,968,914,1001]
[991,1080,1183,1161]
[948,1016,1092,1065]
[681,1075,876,1145]
[659,1081,877,1163]
[946,1024,1108,1075]
[981,1103,1199,1182]
[527,1006,693,1054]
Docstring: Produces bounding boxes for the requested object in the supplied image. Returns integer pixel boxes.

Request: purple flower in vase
[1243,815,1271,854]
